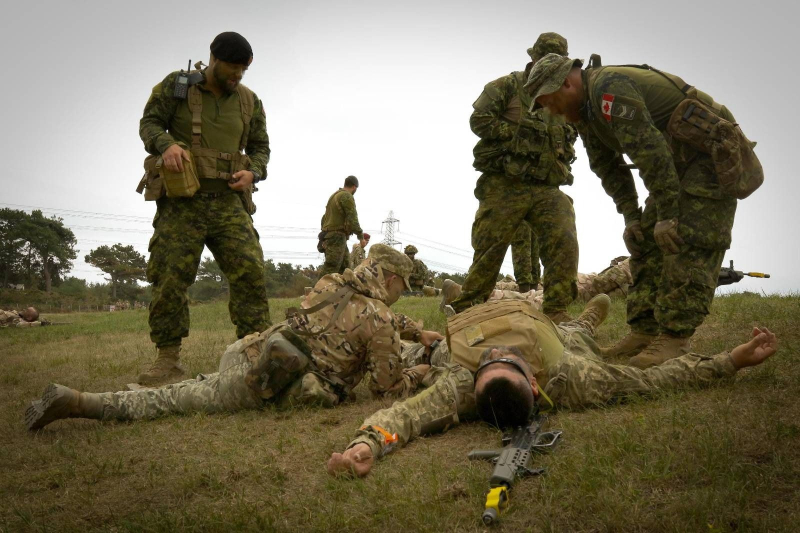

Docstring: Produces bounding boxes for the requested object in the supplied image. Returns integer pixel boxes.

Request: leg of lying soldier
[451,174,534,312]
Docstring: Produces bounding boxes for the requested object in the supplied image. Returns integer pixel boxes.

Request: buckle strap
[287,285,356,336]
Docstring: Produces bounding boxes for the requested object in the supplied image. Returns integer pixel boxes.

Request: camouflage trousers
[352,327,737,457]
[320,232,349,276]
[93,336,342,421]
[629,155,737,337]
[147,192,270,347]
[451,175,578,315]
[511,223,541,288]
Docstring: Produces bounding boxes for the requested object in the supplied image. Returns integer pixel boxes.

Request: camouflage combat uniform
[320,189,363,276]
[140,70,270,347]
[347,313,738,459]
[409,258,430,291]
[0,310,41,328]
[451,68,579,316]
[577,65,739,337]
[82,259,428,421]
[511,223,541,289]
[350,243,367,269]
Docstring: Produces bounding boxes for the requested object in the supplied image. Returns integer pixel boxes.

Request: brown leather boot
[628,334,691,369]
[601,331,657,359]
[569,294,611,336]
[545,310,573,325]
[25,384,104,430]
[440,279,463,311]
[137,345,185,386]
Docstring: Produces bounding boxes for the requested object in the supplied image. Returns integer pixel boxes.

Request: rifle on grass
[468,413,562,525]
[718,260,770,287]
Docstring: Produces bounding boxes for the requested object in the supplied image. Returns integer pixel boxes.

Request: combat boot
[137,345,185,386]
[440,279,463,311]
[628,334,691,369]
[569,294,611,336]
[26,384,104,430]
[601,331,657,359]
[545,310,572,325]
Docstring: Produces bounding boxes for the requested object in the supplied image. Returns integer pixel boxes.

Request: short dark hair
[344,175,359,188]
[475,346,534,428]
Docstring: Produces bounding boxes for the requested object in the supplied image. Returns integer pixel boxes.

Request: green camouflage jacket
[139,70,270,191]
[472,69,577,186]
[409,258,430,289]
[321,189,364,239]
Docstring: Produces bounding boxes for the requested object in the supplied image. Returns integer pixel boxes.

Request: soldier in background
[25,245,445,431]
[404,245,431,292]
[450,33,579,325]
[350,233,370,269]
[1,307,42,328]
[320,176,364,276]
[526,53,761,368]
[138,32,271,385]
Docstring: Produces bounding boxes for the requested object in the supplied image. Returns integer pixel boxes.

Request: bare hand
[163,144,190,172]
[228,170,254,191]
[730,327,778,369]
[653,218,684,255]
[623,220,645,258]
[404,364,431,382]
[327,443,374,478]
[420,330,444,348]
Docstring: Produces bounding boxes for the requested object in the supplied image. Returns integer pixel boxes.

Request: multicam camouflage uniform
[409,259,431,291]
[350,243,367,269]
[77,259,429,421]
[451,62,579,317]
[140,70,271,347]
[511,223,541,289]
[348,312,738,459]
[0,310,41,328]
[527,55,743,338]
[320,189,363,276]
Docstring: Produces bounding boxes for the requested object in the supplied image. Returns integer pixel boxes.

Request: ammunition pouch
[245,332,310,400]
[137,154,165,201]
[316,231,327,253]
[667,89,763,199]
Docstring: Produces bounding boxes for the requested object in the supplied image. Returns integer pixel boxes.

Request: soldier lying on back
[25,245,443,431]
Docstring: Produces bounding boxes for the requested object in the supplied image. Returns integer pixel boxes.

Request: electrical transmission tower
[381,210,401,249]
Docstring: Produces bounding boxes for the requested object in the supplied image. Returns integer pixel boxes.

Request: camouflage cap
[404,245,418,255]
[369,244,413,290]
[527,32,568,63]
[524,53,583,104]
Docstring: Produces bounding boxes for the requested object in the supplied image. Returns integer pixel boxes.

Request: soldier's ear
[530,377,539,398]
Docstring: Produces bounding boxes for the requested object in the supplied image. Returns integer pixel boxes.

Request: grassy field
[1,293,799,532]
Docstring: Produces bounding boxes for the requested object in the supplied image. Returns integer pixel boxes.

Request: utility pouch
[161,145,200,198]
[245,333,310,400]
[316,231,327,253]
[137,154,165,201]
[667,92,763,199]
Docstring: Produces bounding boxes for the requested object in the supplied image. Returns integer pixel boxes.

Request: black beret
[210,32,253,65]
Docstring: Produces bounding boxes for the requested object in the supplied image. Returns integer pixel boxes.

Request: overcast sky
[1,0,797,294]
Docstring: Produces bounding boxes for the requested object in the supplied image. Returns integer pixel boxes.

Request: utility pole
[380,211,401,249]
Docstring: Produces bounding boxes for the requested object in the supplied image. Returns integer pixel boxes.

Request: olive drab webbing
[285,285,357,336]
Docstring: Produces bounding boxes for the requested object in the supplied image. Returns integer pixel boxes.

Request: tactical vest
[321,189,351,233]
[138,73,259,213]
[473,71,576,186]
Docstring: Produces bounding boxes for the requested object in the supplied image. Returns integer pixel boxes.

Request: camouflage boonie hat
[369,244,413,290]
[527,32,568,63]
[524,53,584,105]
[404,245,418,255]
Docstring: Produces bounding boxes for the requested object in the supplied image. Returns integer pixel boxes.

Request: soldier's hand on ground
[420,330,444,348]
[730,327,778,369]
[404,364,431,382]
[327,443,374,478]
[623,220,645,258]
[228,170,255,191]
[653,218,684,255]
[162,143,190,172]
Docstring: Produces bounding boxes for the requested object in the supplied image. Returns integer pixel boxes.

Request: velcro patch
[611,102,637,120]
[601,93,641,122]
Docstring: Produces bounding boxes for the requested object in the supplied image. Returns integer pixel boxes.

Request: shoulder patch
[600,93,642,123]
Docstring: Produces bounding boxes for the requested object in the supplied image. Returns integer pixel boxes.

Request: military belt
[194,189,234,199]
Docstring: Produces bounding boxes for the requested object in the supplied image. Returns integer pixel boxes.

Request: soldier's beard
[212,67,239,95]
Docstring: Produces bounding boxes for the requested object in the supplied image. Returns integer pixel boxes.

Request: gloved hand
[623,220,645,258]
[653,218,684,255]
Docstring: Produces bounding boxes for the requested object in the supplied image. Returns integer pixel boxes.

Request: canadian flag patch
[601,93,614,122]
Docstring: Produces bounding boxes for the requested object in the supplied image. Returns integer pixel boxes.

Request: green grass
[1,293,799,532]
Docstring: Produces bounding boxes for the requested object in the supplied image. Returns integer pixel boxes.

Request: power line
[381,211,401,249]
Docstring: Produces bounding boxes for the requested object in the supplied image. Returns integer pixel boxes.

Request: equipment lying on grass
[718,260,770,286]
[468,413,562,525]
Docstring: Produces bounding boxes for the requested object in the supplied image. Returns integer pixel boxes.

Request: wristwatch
[250,169,263,183]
